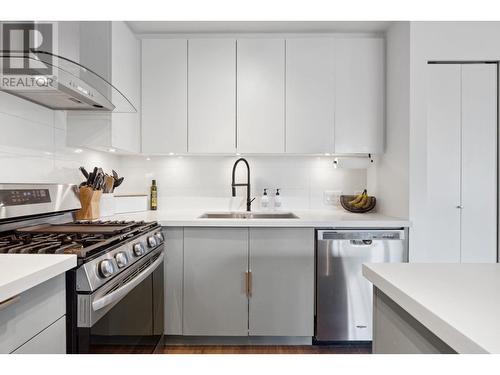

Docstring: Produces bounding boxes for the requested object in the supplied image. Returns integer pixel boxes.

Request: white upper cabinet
[188,39,236,153]
[110,21,141,153]
[285,38,335,154]
[334,37,384,154]
[142,39,187,154]
[139,35,385,156]
[67,21,141,153]
[237,39,285,153]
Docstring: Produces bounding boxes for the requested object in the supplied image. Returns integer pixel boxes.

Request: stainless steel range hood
[0,50,136,112]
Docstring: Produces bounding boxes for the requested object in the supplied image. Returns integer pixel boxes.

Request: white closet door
[461,64,497,263]
[426,64,462,262]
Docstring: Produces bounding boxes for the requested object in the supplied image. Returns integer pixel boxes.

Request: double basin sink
[199,212,299,219]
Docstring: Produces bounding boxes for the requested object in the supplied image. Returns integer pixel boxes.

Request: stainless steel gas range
[0,183,165,354]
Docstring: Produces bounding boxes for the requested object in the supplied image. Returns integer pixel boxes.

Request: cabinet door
[461,64,497,262]
[334,38,384,154]
[286,38,335,153]
[142,39,187,154]
[249,228,314,336]
[12,316,66,354]
[67,22,141,153]
[0,274,66,354]
[237,39,285,153]
[183,228,248,336]
[164,228,184,335]
[111,21,141,153]
[425,64,462,262]
[188,39,236,153]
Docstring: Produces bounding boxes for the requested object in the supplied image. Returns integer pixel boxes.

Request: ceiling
[127,21,392,35]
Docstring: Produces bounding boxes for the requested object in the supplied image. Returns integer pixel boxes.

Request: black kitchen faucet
[231,158,254,212]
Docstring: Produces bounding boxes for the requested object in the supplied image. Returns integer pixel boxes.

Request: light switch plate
[323,190,342,206]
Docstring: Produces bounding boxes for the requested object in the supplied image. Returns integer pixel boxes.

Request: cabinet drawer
[0,274,66,353]
[12,315,66,354]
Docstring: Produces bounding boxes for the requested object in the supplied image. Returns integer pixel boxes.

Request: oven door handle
[92,251,164,312]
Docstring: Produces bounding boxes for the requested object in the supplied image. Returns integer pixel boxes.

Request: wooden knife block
[75,187,102,220]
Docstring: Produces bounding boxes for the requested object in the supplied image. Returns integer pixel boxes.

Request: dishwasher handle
[351,239,373,246]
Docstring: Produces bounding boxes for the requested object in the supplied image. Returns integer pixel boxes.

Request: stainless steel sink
[198,212,299,219]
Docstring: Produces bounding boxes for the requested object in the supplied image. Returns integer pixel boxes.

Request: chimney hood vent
[0,50,136,113]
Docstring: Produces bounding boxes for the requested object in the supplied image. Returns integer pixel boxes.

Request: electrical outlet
[323,191,342,206]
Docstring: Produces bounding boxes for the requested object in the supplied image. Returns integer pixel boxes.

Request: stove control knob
[98,259,114,278]
[133,243,145,257]
[147,236,158,248]
[115,252,128,268]
[155,232,164,243]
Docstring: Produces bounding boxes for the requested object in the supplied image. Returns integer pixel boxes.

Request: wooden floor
[92,343,372,354]
[162,344,372,354]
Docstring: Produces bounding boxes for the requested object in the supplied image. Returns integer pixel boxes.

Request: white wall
[117,155,368,211]
[369,22,410,218]
[409,21,500,262]
[0,91,368,210]
[0,92,118,184]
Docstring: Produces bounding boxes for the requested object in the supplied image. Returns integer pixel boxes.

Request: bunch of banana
[348,189,372,209]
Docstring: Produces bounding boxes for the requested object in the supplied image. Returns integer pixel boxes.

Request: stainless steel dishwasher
[315,229,408,342]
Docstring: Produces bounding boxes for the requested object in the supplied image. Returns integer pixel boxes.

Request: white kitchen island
[0,254,76,353]
[363,263,500,354]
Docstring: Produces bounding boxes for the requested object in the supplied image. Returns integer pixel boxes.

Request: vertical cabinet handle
[245,271,249,297]
[244,271,253,298]
[248,270,252,298]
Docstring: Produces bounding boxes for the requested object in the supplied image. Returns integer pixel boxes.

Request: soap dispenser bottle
[274,188,282,209]
[261,188,269,209]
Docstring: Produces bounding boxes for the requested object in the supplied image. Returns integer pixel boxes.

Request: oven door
[76,247,164,354]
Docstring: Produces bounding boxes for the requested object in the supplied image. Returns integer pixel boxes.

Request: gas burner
[0,220,160,259]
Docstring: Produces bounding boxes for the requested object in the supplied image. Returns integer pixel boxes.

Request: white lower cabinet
[12,316,66,354]
[164,228,184,335]
[0,274,66,354]
[249,228,314,336]
[183,228,248,336]
[176,227,315,337]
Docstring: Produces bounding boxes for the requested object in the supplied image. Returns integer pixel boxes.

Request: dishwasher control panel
[318,229,405,241]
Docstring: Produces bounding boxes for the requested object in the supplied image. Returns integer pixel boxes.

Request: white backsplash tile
[0,93,368,209]
[117,155,367,210]
[0,97,119,185]
[0,92,54,127]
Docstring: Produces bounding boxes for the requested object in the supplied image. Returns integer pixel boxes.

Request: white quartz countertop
[363,263,500,354]
[103,209,409,228]
[0,254,76,302]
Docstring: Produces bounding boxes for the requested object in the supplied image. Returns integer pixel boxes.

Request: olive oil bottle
[150,180,158,211]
